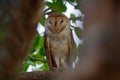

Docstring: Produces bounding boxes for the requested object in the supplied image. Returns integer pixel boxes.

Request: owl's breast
[49,35,69,57]
[49,35,67,41]
[46,26,70,57]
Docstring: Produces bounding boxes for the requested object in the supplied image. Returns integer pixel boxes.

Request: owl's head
[46,13,70,34]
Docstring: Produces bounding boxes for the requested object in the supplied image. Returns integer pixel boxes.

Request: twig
[71,25,76,28]
[41,8,52,17]
[44,8,51,13]
[44,11,53,15]
[69,16,83,21]
[71,25,82,31]
[27,55,47,63]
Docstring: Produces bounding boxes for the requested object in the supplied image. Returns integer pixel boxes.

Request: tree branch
[44,11,53,15]
[16,70,61,80]
[71,25,76,29]
[71,25,82,30]
[44,8,51,13]
[69,16,83,21]
[28,55,47,63]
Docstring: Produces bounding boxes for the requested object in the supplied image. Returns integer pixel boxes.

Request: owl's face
[46,14,70,34]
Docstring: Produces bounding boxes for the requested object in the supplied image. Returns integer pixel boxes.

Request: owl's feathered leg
[60,56,68,69]
[54,57,60,69]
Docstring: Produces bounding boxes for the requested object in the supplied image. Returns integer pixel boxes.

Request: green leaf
[40,63,49,70]
[70,13,76,23]
[52,0,56,2]
[32,36,41,50]
[23,62,29,72]
[74,27,82,39]
[45,1,52,7]
[40,46,46,56]
[51,0,67,13]
[67,0,75,2]
[27,59,35,66]
[70,14,76,18]
[77,44,82,57]
[39,17,46,26]
[33,50,41,58]
[33,50,46,60]
[31,36,44,53]
[35,61,42,64]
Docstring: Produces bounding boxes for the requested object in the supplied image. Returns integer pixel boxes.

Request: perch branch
[16,70,63,80]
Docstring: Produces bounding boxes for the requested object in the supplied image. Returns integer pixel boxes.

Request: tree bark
[0,0,44,79]
[77,0,120,80]
[16,70,61,80]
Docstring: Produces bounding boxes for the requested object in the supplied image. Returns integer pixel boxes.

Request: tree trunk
[77,0,120,80]
[0,0,44,79]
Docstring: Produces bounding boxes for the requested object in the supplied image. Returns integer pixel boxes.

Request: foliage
[23,0,83,72]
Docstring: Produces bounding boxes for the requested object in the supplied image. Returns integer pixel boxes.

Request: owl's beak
[54,28,58,31]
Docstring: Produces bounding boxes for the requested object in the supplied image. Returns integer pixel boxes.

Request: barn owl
[44,13,74,70]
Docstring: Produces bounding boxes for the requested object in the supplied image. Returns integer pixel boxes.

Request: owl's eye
[60,20,63,24]
[49,21,52,24]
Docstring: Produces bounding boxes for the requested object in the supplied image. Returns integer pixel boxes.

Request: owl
[44,13,74,70]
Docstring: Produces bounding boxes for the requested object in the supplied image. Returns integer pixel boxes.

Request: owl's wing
[44,31,53,69]
[68,29,75,67]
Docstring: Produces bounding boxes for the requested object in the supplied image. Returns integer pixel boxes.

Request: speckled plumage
[44,13,74,70]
